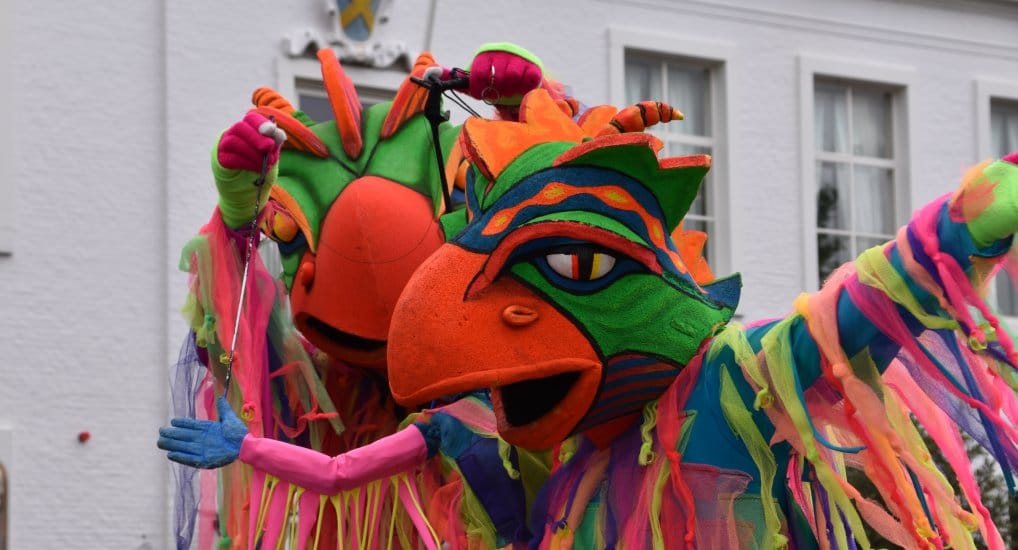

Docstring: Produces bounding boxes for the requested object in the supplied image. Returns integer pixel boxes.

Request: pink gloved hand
[212,111,286,228]
[217,111,286,173]
[466,43,544,105]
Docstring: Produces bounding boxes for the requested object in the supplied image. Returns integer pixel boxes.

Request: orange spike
[596,101,685,137]
[576,105,619,135]
[664,104,684,122]
[381,52,437,139]
[554,97,581,118]
[317,48,363,159]
[638,101,662,126]
[672,224,713,284]
[252,106,329,158]
[444,141,468,194]
[251,87,295,113]
[602,105,645,135]
[461,90,587,182]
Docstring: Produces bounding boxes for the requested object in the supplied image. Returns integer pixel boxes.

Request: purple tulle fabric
[170,332,208,550]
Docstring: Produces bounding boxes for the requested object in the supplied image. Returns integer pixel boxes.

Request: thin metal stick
[222,151,271,398]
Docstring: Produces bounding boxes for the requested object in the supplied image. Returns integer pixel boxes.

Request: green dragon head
[388,89,741,449]
[256,50,459,368]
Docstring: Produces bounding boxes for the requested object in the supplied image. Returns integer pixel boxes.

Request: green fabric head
[388,89,741,449]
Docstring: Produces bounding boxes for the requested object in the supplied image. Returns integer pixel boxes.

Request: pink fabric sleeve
[238,426,428,495]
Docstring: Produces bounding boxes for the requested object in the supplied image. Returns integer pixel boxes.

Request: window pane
[668,143,710,156]
[852,88,893,158]
[991,100,1018,158]
[853,165,894,235]
[817,161,850,230]
[670,144,711,217]
[855,236,886,254]
[996,275,1018,316]
[627,53,718,269]
[298,94,334,123]
[815,83,849,153]
[0,463,5,550]
[687,190,707,218]
[357,86,393,110]
[682,218,708,234]
[625,58,661,105]
[667,64,710,137]
[818,233,851,283]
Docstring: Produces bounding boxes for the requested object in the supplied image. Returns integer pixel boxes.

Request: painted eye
[545,249,617,281]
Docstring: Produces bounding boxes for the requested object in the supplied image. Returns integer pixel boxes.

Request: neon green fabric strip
[759,318,872,548]
[855,245,958,331]
[719,367,788,549]
[474,42,545,71]
[211,134,276,229]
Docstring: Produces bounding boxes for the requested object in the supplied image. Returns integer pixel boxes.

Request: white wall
[2,0,168,548]
[2,0,1017,547]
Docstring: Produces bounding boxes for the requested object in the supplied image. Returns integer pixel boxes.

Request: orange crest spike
[671,224,714,284]
[317,48,364,159]
[554,97,582,118]
[251,87,295,113]
[597,101,685,137]
[381,52,438,139]
[251,107,329,158]
[576,105,619,135]
[461,90,587,182]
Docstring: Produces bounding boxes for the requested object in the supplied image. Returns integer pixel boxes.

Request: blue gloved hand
[157,396,248,469]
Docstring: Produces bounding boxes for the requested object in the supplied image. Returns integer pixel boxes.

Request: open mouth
[500,372,581,426]
[304,316,386,351]
[486,363,601,449]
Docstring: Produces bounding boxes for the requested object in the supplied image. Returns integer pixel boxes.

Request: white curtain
[814,83,848,153]
[853,165,893,235]
[815,83,894,237]
[625,59,660,106]
[992,104,1018,157]
[667,64,709,136]
[815,82,896,285]
[674,144,711,217]
[852,88,892,158]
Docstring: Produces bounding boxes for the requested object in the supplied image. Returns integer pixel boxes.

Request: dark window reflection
[991,99,1018,316]
[1,462,7,550]
[817,233,850,284]
[296,94,334,124]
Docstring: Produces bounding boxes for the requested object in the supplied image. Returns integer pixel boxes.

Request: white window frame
[976,78,1018,321]
[799,55,916,292]
[0,148,10,256]
[608,27,736,277]
[0,10,11,256]
[976,79,1018,162]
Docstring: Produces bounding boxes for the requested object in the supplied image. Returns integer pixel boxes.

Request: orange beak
[290,176,446,368]
[388,244,604,449]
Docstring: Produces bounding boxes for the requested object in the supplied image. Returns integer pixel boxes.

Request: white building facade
[2,0,1018,547]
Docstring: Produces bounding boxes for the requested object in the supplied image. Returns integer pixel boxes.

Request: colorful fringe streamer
[526,187,1018,548]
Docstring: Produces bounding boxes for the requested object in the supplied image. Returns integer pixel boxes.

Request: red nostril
[502,305,539,327]
[298,260,315,288]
